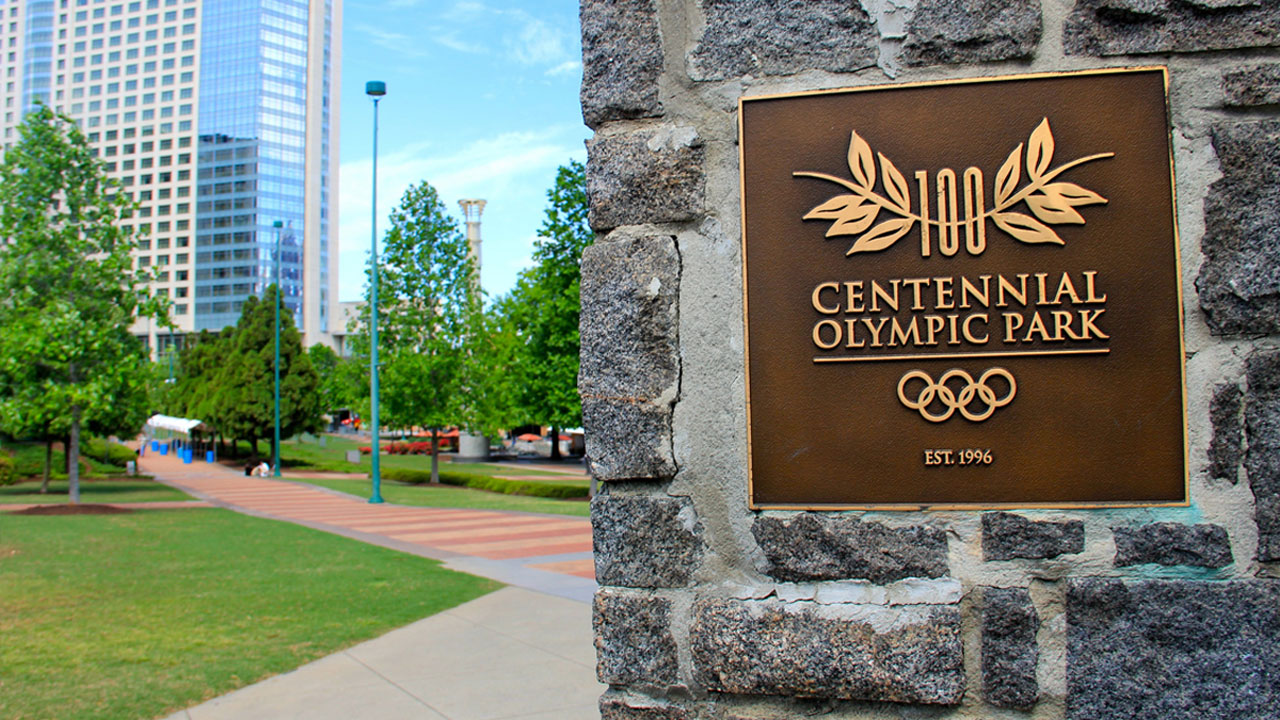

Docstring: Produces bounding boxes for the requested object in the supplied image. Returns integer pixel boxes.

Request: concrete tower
[458,199,485,283]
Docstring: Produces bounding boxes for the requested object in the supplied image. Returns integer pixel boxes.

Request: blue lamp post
[273,219,283,478]
[367,80,386,504]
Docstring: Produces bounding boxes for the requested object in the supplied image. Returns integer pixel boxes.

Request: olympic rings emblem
[896,368,1017,423]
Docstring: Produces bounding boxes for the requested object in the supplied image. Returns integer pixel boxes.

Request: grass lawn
[0,509,500,720]
[277,435,587,485]
[0,479,191,504]
[295,476,591,518]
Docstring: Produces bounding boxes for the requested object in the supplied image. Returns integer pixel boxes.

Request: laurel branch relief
[794,119,1114,256]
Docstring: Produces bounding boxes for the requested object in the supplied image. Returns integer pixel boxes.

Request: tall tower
[458,198,485,285]
[0,0,341,355]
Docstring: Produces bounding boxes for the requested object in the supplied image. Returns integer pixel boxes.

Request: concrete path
[134,451,603,720]
[162,587,600,720]
[139,452,596,602]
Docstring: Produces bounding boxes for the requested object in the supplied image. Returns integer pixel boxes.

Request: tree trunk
[39,439,52,493]
[63,434,71,473]
[430,429,440,484]
[550,425,562,460]
[251,438,259,458]
[69,405,82,504]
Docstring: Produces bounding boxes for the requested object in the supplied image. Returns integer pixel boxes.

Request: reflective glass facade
[20,0,53,112]
[194,0,311,330]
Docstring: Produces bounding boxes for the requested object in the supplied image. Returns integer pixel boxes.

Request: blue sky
[337,0,588,303]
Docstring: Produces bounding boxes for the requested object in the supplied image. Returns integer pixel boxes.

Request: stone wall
[578,1,1280,718]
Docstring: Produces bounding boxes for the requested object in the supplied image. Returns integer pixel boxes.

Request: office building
[0,0,340,352]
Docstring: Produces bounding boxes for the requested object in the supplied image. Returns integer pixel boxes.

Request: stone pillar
[455,432,489,462]
[579,1,1280,718]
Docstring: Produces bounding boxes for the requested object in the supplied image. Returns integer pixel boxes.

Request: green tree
[166,328,235,450]
[504,161,592,458]
[0,381,69,492]
[215,287,322,459]
[366,181,477,482]
[0,106,167,502]
[308,343,362,417]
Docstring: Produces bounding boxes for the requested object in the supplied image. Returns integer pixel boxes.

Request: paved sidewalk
[135,451,603,720]
[139,452,596,602]
[162,587,600,720]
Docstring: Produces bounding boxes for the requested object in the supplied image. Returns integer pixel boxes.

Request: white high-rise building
[0,0,340,353]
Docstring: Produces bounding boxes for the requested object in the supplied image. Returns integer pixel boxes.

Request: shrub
[0,453,14,486]
[82,437,136,468]
[378,467,588,499]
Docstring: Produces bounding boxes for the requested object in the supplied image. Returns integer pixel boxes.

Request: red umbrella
[516,433,541,442]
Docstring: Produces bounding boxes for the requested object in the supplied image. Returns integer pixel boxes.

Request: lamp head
[366,81,386,97]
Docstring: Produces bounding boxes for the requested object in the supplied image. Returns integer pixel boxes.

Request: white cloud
[511,17,566,65]
[427,1,574,69]
[434,31,487,55]
[544,60,581,78]
[353,23,429,58]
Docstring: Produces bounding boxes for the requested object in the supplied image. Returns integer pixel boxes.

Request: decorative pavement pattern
[136,451,597,603]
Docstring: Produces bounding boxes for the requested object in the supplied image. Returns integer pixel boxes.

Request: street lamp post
[273,219,283,478]
[367,80,386,504]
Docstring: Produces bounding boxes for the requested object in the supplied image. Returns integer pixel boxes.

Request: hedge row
[82,437,136,468]
[379,467,588,499]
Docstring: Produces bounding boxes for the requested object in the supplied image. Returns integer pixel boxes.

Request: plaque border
[737,66,1189,511]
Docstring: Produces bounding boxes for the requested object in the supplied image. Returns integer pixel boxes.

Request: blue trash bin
[182,449,192,464]
[160,444,169,456]
[151,440,159,451]
[206,450,215,463]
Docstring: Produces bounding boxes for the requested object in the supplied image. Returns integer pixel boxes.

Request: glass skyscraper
[0,0,339,351]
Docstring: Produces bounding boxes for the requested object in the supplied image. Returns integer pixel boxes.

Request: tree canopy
[353,181,482,480]
[166,288,322,458]
[502,161,593,441]
[0,106,166,501]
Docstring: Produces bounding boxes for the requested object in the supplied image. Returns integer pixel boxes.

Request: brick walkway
[137,450,597,602]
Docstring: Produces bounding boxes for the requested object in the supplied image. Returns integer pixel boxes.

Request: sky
[336,0,588,303]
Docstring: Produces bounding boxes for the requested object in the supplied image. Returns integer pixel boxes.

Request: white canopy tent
[144,414,208,437]
[143,414,215,460]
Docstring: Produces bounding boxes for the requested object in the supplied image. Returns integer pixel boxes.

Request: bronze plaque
[740,68,1187,509]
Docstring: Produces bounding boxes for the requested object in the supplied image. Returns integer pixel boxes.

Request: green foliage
[80,437,136,468]
[164,290,323,456]
[0,106,167,501]
[308,343,361,412]
[167,328,233,426]
[380,466,588,499]
[0,453,15,486]
[215,288,322,453]
[500,161,593,431]
[380,182,477,431]
[349,181,486,443]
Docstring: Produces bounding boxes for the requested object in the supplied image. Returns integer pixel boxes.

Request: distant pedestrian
[254,461,271,477]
